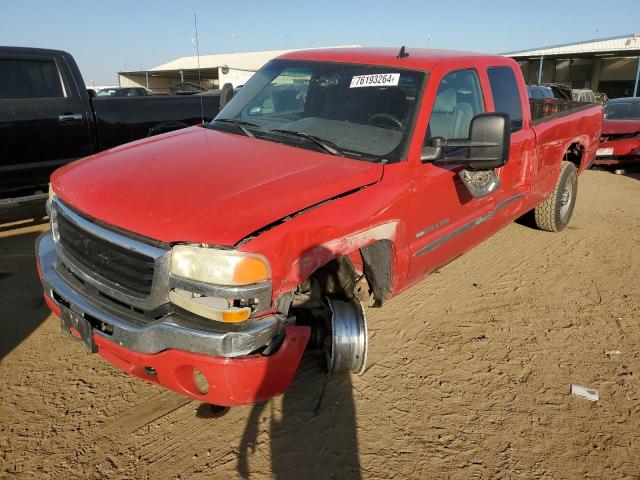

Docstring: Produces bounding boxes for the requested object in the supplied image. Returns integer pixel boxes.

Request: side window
[488,67,523,132]
[244,67,311,118]
[0,59,65,99]
[425,69,484,145]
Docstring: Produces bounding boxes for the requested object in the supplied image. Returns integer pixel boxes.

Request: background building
[505,33,640,98]
[118,45,359,93]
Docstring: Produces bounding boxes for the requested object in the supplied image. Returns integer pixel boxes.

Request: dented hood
[602,119,640,135]
[52,126,383,246]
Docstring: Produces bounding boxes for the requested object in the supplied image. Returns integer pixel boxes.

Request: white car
[572,89,597,103]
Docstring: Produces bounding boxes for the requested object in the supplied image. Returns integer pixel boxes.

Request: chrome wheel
[324,298,368,374]
[560,177,574,219]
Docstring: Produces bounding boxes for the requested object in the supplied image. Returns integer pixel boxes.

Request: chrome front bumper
[37,231,284,357]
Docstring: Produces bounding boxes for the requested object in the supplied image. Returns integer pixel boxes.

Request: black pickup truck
[0,46,221,219]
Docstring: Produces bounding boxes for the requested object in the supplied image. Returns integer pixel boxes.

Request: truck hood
[52,126,383,246]
[602,119,640,135]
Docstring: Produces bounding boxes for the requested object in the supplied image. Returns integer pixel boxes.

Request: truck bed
[528,99,603,203]
[530,98,599,125]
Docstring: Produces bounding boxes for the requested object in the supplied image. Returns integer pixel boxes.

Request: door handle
[58,113,83,124]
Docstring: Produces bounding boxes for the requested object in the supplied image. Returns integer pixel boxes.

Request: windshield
[604,101,640,120]
[211,59,426,162]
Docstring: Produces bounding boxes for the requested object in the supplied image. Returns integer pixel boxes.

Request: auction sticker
[350,73,400,88]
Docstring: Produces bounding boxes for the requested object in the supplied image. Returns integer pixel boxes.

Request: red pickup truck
[36,48,602,406]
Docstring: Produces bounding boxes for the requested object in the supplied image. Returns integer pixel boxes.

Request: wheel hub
[560,179,574,218]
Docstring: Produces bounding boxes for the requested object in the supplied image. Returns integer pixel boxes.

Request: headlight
[170,245,270,286]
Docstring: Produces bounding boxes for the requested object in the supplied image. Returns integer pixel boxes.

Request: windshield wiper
[214,118,258,138]
[268,129,342,156]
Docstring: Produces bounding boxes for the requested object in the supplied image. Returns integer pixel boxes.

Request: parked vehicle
[37,47,603,406]
[594,92,609,103]
[594,97,640,167]
[97,87,150,97]
[572,88,597,103]
[526,83,578,102]
[543,83,573,100]
[526,84,554,100]
[0,46,221,217]
[169,81,208,95]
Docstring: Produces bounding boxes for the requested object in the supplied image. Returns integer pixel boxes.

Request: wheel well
[307,255,359,301]
[286,241,392,349]
[288,255,359,348]
[564,143,584,170]
[290,240,392,310]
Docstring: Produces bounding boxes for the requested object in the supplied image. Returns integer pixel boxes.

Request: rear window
[488,67,523,132]
[0,59,65,99]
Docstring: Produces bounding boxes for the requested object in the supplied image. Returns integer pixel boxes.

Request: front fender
[237,162,415,304]
[286,221,400,288]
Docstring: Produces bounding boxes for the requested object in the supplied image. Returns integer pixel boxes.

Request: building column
[590,58,602,92]
[537,56,544,84]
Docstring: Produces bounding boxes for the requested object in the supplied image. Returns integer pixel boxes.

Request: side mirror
[87,89,96,98]
[421,113,511,170]
[219,83,234,110]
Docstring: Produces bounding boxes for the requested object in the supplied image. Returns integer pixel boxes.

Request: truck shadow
[0,226,50,360]
[237,243,362,479]
[237,353,361,480]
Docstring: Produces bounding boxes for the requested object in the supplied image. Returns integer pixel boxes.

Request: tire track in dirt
[3,389,191,478]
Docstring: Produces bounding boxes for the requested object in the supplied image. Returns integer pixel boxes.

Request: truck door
[481,66,535,226]
[0,52,93,194]
[408,68,499,282]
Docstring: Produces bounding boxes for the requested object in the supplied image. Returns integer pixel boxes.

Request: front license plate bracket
[60,306,98,353]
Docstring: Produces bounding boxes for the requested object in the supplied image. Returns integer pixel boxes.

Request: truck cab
[36,48,602,406]
[0,47,94,196]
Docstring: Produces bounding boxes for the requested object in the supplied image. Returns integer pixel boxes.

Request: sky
[1,0,639,84]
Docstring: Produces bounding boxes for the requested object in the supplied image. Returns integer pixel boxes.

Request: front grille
[56,211,156,296]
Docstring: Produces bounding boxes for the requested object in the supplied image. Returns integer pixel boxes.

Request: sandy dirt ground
[1,170,639,479]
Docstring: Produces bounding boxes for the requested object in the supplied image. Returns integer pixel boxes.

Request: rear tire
[534,161,578,232]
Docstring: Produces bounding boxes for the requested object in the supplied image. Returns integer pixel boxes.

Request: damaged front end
[37,197,311,405]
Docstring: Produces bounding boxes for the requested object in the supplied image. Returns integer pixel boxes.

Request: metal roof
[504,33,640,57]
[145,45,361,73]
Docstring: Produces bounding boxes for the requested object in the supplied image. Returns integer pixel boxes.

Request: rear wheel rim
[560,176,574,219]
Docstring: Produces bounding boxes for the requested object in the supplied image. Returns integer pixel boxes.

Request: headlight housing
[170,245,270,286]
